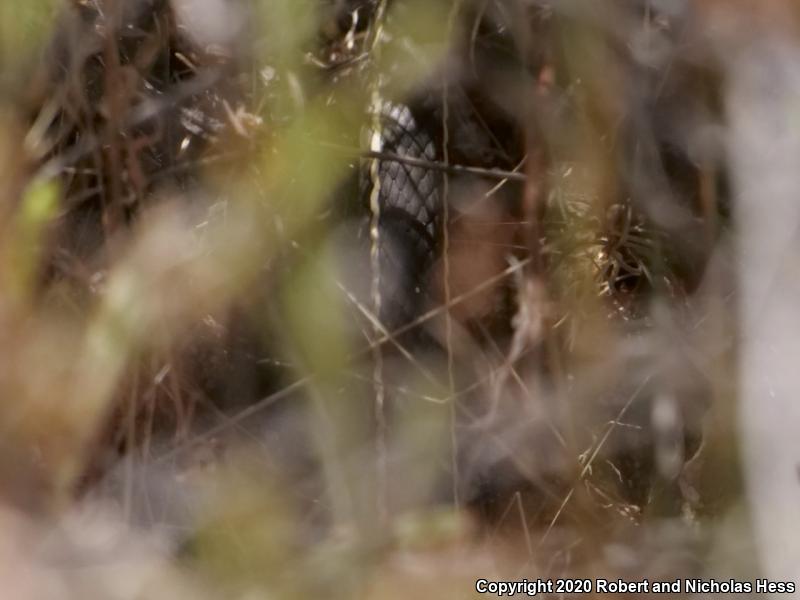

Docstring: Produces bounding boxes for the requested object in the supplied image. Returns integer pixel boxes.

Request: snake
[360,100,444,334]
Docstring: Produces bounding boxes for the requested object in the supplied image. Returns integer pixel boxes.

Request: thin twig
[315,139,527,182]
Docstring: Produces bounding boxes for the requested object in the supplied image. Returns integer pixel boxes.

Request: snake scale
[360,100,444,334]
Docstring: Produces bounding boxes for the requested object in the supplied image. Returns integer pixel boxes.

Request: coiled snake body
[360,101,443,333]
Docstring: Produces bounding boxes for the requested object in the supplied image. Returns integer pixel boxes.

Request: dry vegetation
[0,0,797,598]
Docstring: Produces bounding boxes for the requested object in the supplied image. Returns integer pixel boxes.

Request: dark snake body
[360,101,444,333]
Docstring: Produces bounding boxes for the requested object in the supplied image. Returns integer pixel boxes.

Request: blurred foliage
[4,178,59,302]
[0,0,774,597]
[0,0,56,86]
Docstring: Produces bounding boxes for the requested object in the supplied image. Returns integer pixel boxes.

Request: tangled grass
[0,0,795,598]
